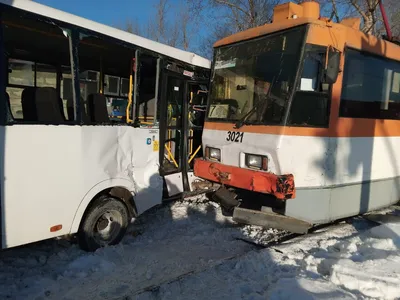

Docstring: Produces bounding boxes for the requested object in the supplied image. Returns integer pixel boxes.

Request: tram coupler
[211,186,311,233]
[212,186,240,215]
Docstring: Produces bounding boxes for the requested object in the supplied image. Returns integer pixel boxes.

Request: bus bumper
[194,159,295,200]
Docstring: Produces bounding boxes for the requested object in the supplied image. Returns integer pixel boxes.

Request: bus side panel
[69,126,163,235]
[1,125,162,249]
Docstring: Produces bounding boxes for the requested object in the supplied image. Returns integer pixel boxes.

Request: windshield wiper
[234,99,265,129]
[234,78,276,129]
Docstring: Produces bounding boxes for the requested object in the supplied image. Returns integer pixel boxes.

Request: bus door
[187,82,208,190]
[159,73,187,197]
[159,72,208,197]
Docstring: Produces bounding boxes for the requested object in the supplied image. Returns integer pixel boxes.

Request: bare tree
[178,5,192,50]
[119,0,198,52]
[152,0,168,42]
[189,0,281,31]
[124,19,142,35]
[325,0,400,36]
[187,0,282,58]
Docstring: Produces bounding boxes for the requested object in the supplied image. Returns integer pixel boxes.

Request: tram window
[3,9,71,123]
[288,44,330,127]
[340,48,400,120]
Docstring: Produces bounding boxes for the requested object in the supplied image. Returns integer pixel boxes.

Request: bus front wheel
[78,195,129,251]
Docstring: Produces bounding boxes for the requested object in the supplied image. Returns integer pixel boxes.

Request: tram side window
[288,44,330,127]
[340,48,400,120]
[3,9,73,123]
[78,33,133,124]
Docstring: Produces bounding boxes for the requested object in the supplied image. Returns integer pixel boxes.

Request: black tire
[78,195,129,252]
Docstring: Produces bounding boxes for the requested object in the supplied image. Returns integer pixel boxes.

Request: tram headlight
[245,154,268,170]
[206,147,221,161]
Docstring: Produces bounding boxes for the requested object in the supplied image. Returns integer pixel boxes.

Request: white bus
[0,0,210,251]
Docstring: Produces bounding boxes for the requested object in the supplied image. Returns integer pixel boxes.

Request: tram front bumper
[194,159,296,200]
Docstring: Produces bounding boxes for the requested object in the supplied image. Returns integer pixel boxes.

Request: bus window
[138,54,158,124]
[104,75,120,96]
[61,66,74,121]
[288,44,330,127]
[120,78,130,97]
[8,59,35,86]
[78,33,132,124]
[7,59,35,119]
[3,9,71,123]
[36,64,57,88]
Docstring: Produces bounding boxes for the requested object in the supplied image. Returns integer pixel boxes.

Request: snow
[0,197,399,300]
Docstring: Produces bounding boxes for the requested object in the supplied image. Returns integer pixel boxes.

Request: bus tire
[78,195,129,252]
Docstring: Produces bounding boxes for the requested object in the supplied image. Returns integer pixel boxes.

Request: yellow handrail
[165,145,178,168]
[188,146,201,164]
[126,58,134,123]
[189,129,193,155]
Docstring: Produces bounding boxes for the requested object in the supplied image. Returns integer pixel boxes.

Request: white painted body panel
[0,125,162,248]
[165,172,184,196]
[202,129,400,188]
[0,0,210,69]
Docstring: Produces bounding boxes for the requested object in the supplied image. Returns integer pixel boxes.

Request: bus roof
[0,0,211,69]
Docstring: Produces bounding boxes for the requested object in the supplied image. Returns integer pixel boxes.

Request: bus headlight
[206,147,221,161]
[245,154,268,170]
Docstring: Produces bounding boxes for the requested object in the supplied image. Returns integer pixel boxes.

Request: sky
[33,0,207,56]
[34,0,159,30]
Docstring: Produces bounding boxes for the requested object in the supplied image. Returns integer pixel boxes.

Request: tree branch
[330,0,340,22]
[350,0,368,21]
[213,0,251,18]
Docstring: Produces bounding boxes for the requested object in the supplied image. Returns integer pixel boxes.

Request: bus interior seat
[5,91,12,118]
[35,87,65,123]
[87,93,109,123]
[66,97,74,121]
[66,96,92,123]
[21,87,38,121]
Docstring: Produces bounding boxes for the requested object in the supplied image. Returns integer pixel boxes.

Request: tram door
[159,73,208,197]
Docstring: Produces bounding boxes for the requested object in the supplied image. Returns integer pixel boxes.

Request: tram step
[232,207,312,234]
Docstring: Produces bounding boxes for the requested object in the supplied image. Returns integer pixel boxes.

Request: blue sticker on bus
[146,138,151,145]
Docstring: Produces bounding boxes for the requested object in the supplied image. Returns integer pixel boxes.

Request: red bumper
[194,159,296,200]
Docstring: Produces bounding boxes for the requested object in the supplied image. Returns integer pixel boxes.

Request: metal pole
[379,0,392,41]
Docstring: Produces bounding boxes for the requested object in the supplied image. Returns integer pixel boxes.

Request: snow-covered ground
[0,197,399,300]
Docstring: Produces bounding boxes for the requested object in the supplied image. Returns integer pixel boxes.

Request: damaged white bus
[0,0,210,251]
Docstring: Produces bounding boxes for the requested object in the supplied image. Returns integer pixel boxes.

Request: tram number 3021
[226,131,244,143]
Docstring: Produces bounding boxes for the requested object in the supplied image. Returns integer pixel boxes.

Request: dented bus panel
[0,0,210,250]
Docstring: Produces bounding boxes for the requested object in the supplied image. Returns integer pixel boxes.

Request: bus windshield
[207,26,306,125]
